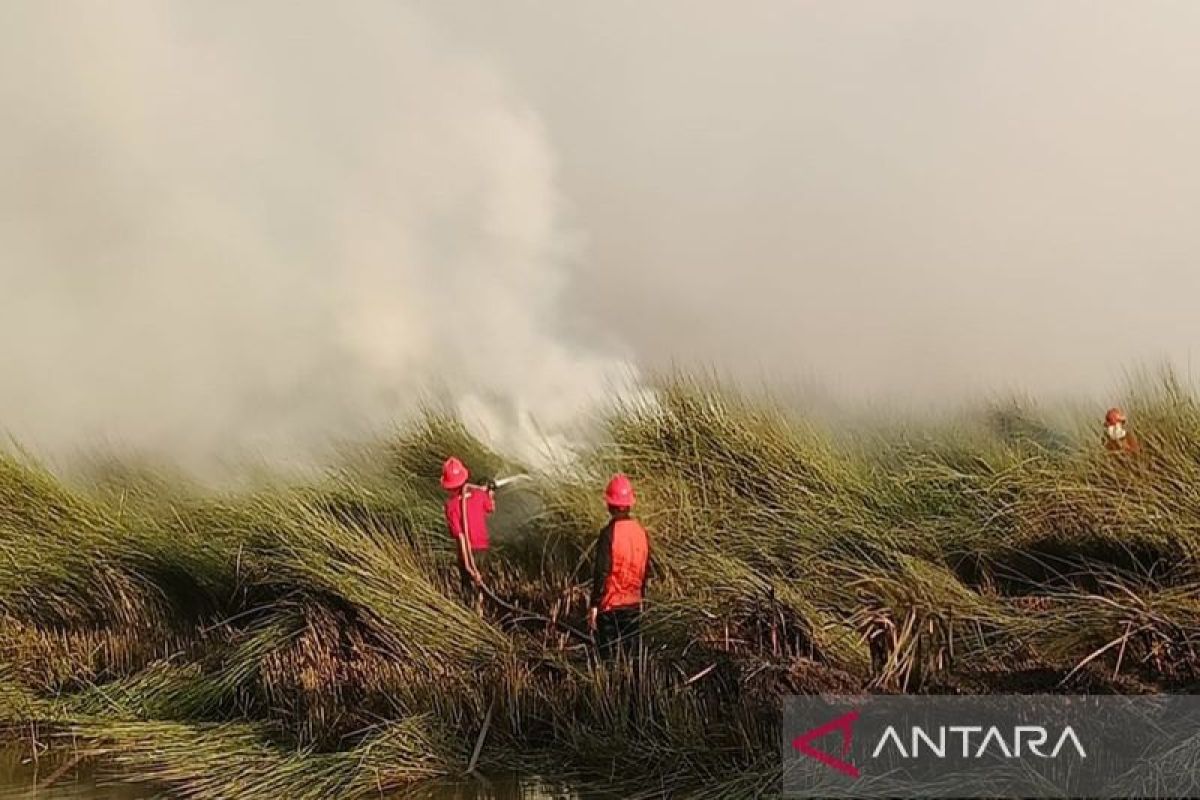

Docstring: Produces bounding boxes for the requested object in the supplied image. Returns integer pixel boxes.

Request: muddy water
[0,746,150,800]
[0,746,578,800]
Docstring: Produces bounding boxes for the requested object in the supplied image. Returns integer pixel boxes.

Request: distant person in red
[1103,407,1141,454]
[442,456,495,609]
[588,474,651,660]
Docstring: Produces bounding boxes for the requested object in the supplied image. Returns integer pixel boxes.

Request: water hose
[477,580,594,646]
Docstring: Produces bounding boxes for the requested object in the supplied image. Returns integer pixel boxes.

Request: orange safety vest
[600,518,649,612]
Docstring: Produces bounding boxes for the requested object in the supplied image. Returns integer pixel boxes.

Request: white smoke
[0,1,635,472]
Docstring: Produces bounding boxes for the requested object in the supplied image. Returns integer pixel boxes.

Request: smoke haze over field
[3,1,1200,470]
[421,1,1200,402]
[0,1,634,470]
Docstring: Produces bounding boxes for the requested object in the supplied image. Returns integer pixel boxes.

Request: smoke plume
[0,2,633,472]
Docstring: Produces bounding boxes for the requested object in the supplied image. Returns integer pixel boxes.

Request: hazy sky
[420,1,1200,403]
[2,1,1199,468]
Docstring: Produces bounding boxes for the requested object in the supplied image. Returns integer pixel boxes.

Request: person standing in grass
[442,456,495,609]
[588,474,651,660]
[1103,407,1141,454]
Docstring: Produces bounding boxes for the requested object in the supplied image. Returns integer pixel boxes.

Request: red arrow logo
[791,709,861,778]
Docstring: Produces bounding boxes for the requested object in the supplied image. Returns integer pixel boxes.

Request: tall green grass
[4,372,1200,797]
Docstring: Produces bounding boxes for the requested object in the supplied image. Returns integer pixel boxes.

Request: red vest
[600,518,649,612]
[444,488,494,550]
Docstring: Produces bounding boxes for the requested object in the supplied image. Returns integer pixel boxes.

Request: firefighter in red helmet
[441,456,495,609]
[588,474,651,660]
[1103,407,1140,454]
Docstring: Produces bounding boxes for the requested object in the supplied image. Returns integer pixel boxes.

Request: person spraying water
[441,456,495,611]
[438,459,594,644]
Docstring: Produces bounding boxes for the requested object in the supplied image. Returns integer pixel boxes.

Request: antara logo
[792,710,861,778]
[792,709,1087,778]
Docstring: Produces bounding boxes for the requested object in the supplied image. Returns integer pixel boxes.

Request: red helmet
[1105,407,1127,427]
[604,473,636,508]
[441,456,469,490]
